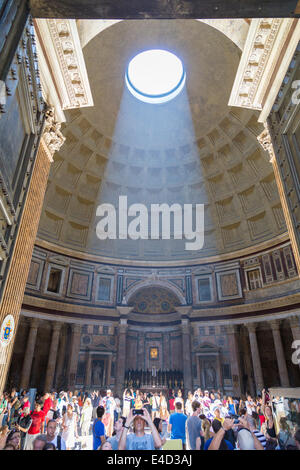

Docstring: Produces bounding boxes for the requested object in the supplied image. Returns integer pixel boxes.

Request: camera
[133,409,144,415]
[227,414,240,424]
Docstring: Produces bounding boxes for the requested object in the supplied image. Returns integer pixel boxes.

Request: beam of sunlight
[89,66,216,260]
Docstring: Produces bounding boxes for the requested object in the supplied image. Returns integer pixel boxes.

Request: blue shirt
[204,437,234,450]
[92,418,105,450]
[169,412,187,443]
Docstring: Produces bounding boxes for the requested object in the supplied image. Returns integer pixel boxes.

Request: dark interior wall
[257,326,281,388]
[29,0,300,19]
[0,1,45,299]
[126,329,183,371]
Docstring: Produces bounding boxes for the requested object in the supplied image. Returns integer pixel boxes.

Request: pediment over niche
[48,255,69,266]
[94,342,114,352]
[195,342,219,354]
[193,266,213,275]
[96,265,115,274]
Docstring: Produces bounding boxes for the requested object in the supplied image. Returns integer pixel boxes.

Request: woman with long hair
[153,417,167,448]
[261,389,278,449]
[227,397,237,416]
[80,397,93,447]
[134,394,143,410]
[278,417,294,449]
[185,391,194,417]
[62,404,78,450]
[199,415,212,444]
[159,393,169,422]
[122,389,134,418]
[0,425,9,450]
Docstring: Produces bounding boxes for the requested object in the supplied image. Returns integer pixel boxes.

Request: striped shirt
[253,430,267,449]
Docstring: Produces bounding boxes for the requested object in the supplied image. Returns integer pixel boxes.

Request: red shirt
[43,397,53,415]
[28,410,45,435]
[169,398,175,411]
[259,414,266,426]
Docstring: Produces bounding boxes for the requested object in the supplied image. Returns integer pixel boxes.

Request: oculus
[125,49,186,104]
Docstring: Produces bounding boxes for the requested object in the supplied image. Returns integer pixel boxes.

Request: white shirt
[49,434,67,450]
[245,400,255,416]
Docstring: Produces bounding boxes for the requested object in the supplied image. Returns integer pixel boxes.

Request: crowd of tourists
[0,386,299,450]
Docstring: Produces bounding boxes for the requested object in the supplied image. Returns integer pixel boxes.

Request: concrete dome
[37,20,286,262]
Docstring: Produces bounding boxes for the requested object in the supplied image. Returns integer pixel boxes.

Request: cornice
[34,232,290,267]
[190,291,300,318]
[228,18,299,121]
[34,18,93,120]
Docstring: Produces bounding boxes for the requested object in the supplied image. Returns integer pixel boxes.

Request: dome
[37,20,286,262]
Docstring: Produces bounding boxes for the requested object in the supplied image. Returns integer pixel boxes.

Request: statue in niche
[92,360,103,385]
[205,365,217,389]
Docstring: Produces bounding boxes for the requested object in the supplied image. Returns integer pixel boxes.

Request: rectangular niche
[222,363,232,388]
[216,269,242,301]
[196,275,213,303]
[96,274,114,303]
[66,269,93,300]
[26,258,44,291]
[45,264,65,295]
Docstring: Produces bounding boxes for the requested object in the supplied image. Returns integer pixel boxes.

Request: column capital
[71,323,81,334]
[289,315,300,328]
[30,317,39,329]
[42,106,65,161]
[116,306,133,316]
[177,306,192,317]
[51,321,62,332]
[246,322,258,333]
[270,319,282,331]
[257,123,275,163]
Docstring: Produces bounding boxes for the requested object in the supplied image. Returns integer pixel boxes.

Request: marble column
[115,307,132,395]
[247,323,264,394]
[180,317,193,394]
[216,353,223,391]
[106,354,112,387]
[44,322,61,392]
[67,324,81,390]
[241,328,255,396]
[85,352,92,388]
[226,324,243,396]
[163,333,170,371]
[137,332,145,370]
[270,320,290,387]
[55,327,67,389]
[196,356,201,387]
[258,125,300,274]
[20,318,39,390]
[115,321,128,396]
